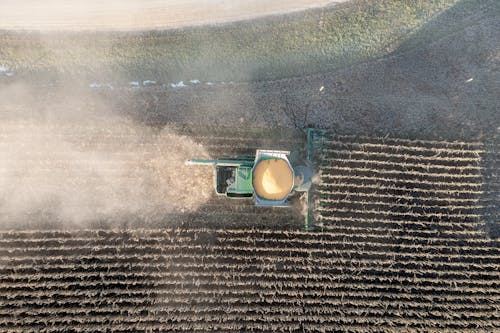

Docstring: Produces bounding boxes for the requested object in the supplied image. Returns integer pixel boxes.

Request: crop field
[1,228,498,332]
[0,0,498,331]
[312,133,499,235]
[1,131,498,332]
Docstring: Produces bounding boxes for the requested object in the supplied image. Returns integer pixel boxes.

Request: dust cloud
[0,83,213,229]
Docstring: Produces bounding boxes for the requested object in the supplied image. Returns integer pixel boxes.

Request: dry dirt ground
[0,0,344,31]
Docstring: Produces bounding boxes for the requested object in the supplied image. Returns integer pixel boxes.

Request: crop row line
[2,262,498,287]
[3,229,496,253]
[4,283,498,305]
[0,229,490,251]
[2,323,491,333]
[3,293,492,314]
[1,324,493,333]
[1,308,497,329]
[316,206,481,220]
[213,232,499,250]
[0,226,490,243]
[315,214,483,231]
[4,290,498,313]
[306,224,488,240]
[318,190,481,204]
[3,241,499,263]
[0,226,490,247]
[321,148,481,163]
[317,198,485,213]
[314,205,481,221]
[320,135,482,149]
[2,303,498,324]
[2,265,498,291]
[317,183,482,196]
[319,157,482,172]
[322,165,482,180]
[3,232,499,255]
[2,279,498,302]
[319,173,481,189]
[320,140,484,155]
[314,217,486,236]
[4,252,498,279]
[1,226,486,239]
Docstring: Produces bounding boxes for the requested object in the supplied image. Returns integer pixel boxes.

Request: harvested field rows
[1,131,498,332]
[0,228,499,332]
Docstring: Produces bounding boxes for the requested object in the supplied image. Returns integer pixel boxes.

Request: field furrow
[320,135,482,150]
[3,285,499,306]
[3,291,498,314]
[2,231,497,252]
[2,243,498,265]
[319,158,482,173]
[321,141,484,156]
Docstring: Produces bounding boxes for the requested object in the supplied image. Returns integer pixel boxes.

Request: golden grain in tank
[252,158,293,201]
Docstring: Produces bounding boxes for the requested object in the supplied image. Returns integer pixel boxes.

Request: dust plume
[0,84,212,229]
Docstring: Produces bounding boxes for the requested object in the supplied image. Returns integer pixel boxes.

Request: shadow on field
[480,135,500,239]
[267,0,499,140]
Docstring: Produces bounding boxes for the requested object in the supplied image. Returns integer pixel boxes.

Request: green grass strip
[0,0,459,82]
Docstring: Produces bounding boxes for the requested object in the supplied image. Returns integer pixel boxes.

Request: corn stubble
[0,133,498,332]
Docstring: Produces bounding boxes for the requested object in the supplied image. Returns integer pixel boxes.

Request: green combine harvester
[187,129,322,230]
